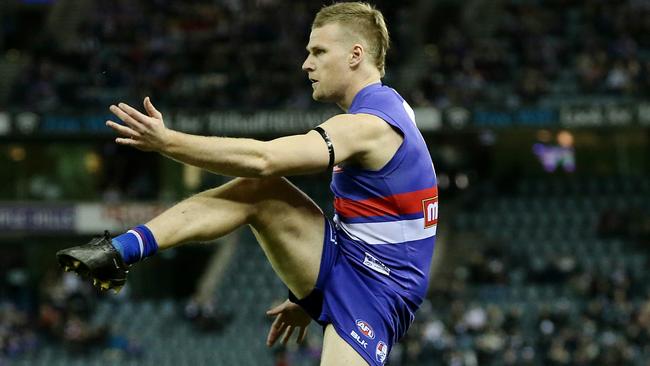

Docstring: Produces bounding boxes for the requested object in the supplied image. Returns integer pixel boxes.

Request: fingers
[266,325,278,347]
[109,104,148,132]
[266,302,286,316]
[106,120,140,138]
[281,326,294,345]
[144,97,162,119]
[108,119,144,148]
[115,137,142,147]
[117,102,152,124]
[298,326,308,344]
[266,315,286,347]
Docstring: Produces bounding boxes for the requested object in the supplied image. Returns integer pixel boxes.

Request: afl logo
[375,341,388,364]
[355,319,375,339]
[422,197,439,228]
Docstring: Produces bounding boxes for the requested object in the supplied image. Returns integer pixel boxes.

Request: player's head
[302,2,390,103]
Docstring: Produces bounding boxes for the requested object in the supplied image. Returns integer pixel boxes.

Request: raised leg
[145,177,325,297]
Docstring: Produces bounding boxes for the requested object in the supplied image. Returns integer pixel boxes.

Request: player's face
[302,23,352,103]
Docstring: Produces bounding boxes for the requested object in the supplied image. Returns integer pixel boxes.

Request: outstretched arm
[107,97,398,177]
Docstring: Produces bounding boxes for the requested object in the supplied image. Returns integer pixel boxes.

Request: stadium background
[1,0,650,365]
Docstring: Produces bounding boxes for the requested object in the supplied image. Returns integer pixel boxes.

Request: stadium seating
[366,175,646,365]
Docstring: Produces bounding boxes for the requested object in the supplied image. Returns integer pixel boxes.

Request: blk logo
[422,197,438,228]
[350,330,368,348]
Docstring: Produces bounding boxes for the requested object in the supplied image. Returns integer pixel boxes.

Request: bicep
[319,113,397,168]
[262,131,332,176]
[262,114,379,176]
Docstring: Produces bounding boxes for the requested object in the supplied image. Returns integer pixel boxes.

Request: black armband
[287,288,324,323]
[288,289,299,303]
[313,126,335,171]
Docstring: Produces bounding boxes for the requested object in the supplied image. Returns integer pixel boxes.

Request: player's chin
[312,91,331,103]
[312,92,324,102]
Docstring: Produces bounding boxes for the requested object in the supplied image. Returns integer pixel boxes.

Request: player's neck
[337,74,382,112]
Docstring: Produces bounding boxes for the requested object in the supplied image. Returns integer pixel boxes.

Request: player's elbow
[251,145,281,178]
[255,142,306,178]
[253,156,276,178]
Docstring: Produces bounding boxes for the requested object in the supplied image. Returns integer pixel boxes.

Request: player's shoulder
[323,113,390,134]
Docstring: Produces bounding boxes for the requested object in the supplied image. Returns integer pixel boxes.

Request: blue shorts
[293,219,417,366]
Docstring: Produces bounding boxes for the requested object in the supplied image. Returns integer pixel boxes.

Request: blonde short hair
[313,2,390,77]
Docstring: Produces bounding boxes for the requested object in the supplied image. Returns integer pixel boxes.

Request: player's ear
[349,44,364,68]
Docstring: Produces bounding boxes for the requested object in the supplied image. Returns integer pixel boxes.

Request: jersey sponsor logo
[422,197,439,228]
[376,341,388,364]
[363,252,390,276]
[355,319,375,339]
[350,330,368,348]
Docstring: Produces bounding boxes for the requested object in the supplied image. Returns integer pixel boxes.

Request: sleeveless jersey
[331,82,438,306]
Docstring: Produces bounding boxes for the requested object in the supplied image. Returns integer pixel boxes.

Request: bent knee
[235,178,321,228]
[195,176,320,229]
[213,177,297,222]
[234,176,290,193]
[196,177,290,201]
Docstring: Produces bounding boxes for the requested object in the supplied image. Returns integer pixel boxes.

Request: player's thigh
[247,177,326,298]
[320,324,369,366]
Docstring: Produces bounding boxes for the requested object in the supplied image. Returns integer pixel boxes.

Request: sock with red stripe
[111,225,159,265]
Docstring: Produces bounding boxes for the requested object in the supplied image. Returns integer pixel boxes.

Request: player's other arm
[108,98,392,177]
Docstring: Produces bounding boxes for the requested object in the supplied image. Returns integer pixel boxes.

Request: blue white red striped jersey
[331,82,438,304]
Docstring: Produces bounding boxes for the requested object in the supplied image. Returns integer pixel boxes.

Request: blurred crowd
[0,268,143,365]
[391,186,650,366]
[0,302,38,365]
[598,206,650,246]
[397,245,650,366]
[0,258,239,365]
[5,0,650,112]
[7,0,402,112]
[404,0,650,108]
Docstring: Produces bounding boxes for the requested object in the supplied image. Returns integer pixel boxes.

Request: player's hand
[266,299,311,347]
[107,97,170,152]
